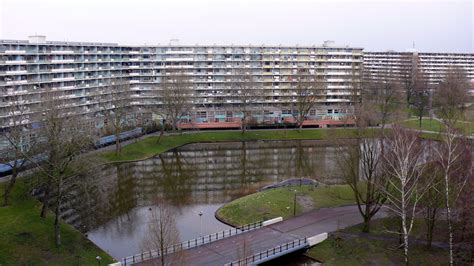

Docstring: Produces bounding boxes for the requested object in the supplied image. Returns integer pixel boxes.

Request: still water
[63,140,347,259]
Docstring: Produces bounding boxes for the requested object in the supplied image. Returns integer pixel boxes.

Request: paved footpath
[136,205,387,266]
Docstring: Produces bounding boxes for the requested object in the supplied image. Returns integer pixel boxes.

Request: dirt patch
[297,195,314,212]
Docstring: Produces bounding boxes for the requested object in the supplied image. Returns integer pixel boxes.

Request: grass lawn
[0,181,115,265]
[402,118,444,132]
[402,118,474,134]
[100,128,383,162]
[305,233,448,265]
[216,185,356,226]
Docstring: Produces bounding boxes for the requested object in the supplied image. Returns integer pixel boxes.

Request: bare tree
[411,69,430,127]
[230,69,261,134]
[334,128,388,233]
[382,125,429,265]
[35,90,93,246]
[100,79,131,155]
[455,171,474,264]
[160,69,193,132]
[434,67,470,128]
[434,125,472,265]
[1,94,35,206]
[140,199,180,266]
[290,68,325,129]
[420,161,444,248]
[400,53,417,109]
[150,84,166,144]
[363,78,403,129]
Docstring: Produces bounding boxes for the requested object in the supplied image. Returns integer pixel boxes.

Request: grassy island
[216,184,355,226]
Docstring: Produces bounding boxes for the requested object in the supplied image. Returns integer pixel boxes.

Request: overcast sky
[0,0,472,52]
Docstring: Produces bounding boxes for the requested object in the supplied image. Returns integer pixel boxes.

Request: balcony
[52,77,75,81]
[52,68,75,72]
[165,57,194,61]
[51,59,74,63]
[4,50,26,54]
[51,50,74,54]
[166,50,194,54]
[5,70,27,74]
[6,80,28,85]
[5,60,27,64]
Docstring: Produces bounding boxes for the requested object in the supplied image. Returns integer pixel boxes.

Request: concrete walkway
[136,205,386,266]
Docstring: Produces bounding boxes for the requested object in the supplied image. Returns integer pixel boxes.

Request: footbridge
[113,205,381,265]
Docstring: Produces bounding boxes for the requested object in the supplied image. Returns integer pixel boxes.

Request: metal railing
[225,237,308,266]
[121,220,263,265]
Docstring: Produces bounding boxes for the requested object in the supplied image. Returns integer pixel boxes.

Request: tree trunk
[115,132,121,155]
[3,170,17,206]
[445,180,454,266]
[172,120,177,133]
[298,117,303,130]
[156,126,165,144]
[54,204,61,247]
[241,117,246,135]
[40,186,50,218]
[362,216,371,233]
[402,212,409,265]
[425,207,437,248]
[398,217,403,246]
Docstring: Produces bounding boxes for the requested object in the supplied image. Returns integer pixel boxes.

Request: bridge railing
[121,220,263,265]
[225,237,308,266]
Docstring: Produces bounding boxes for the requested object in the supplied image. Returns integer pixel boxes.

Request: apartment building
[364,51,474,88]
[0,36,363,142]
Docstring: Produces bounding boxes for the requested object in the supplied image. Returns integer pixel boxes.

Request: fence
[225,237,308,266]
[121,220,263,265]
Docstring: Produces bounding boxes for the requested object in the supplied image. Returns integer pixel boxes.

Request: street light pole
[293,189,297,216]
[198,211,203,236]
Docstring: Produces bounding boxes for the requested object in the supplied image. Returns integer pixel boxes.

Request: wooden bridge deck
[135,205,385,265]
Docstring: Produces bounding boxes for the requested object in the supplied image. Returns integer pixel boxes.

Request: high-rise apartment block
[1,36,473,142]
[0,37,363,136]
[364,51,474,87]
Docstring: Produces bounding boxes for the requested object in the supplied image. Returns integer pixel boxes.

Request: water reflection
[63,140,348,259]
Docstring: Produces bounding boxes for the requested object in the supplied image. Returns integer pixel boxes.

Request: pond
[62,140,349,259]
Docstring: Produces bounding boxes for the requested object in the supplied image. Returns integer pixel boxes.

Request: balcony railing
[121,220,264,266]
[225,237,308,266]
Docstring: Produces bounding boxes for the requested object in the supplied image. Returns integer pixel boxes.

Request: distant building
[364,51,474,89]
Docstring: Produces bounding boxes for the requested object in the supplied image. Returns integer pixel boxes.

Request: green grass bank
[306,233,448,265]
[100,128,444,163]
[0,181,115,265]
[100,128,377,162]
[216,184,356,227]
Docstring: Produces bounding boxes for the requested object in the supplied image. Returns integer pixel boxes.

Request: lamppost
[293,189,297,216]
[198,211,203,236]
[95,255,102,266]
